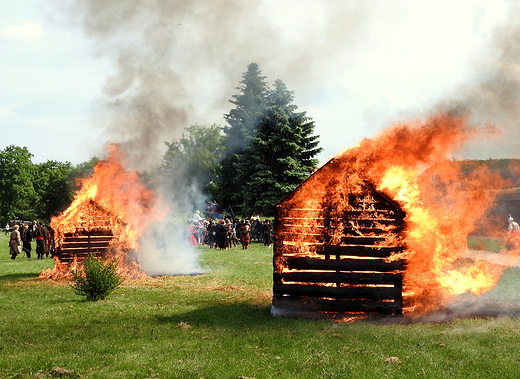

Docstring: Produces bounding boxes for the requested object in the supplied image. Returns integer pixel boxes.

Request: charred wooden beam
[56,246,108,255]
[64,230,113,237]
[316,245,405,257]
[272,296,402,315]
[338,210,402,219]
[273,272,402,285]
[61,242,112,249]
[273,284,401,300]
[286,257,405,272]
[340,236,388,245]
[277,244,404,258]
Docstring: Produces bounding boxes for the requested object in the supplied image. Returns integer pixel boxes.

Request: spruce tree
[236,79,322,217]
[216,63,268,213]
[223,63,268,153]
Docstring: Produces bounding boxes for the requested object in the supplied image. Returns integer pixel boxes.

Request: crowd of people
[188,210,274,250]
[7,221,54,260]
[6,211,273,260]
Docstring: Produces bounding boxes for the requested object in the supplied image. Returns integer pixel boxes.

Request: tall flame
[41,144,168,279]
[352,114,510,314]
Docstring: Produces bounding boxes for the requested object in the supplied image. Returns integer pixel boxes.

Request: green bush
[70,254,124,301]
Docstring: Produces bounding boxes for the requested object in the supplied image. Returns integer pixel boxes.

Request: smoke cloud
[52,0,372,170]
[431,2,520,159]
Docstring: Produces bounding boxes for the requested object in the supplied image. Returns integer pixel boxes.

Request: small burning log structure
[40,145,167,280]
[273,157,407,318]
[54,200,124,263]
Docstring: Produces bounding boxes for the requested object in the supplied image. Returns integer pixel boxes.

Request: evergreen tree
[216,63,268,212]
[236,79,322,216]
[223,62,268,153]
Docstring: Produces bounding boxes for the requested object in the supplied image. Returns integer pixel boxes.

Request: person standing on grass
[20,223,32,258]
[240,221,252,250]
[5,222,9,235]
[263,219,274,248]
[215,219,228,249]
[34,222,49,259]
[9,224,21,260]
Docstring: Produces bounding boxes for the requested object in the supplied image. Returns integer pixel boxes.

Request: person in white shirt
[193,210,203,223]
[508,214,520,234]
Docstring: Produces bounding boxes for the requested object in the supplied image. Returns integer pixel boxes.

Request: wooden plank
[64,230,114,237]
[273,272,402,285]
[341,227,394,235]
[276,244,404,258]
[340,236,387,245]
[273,283,401,300]
[272,296,402,315]
[286,257,405,272]
[339,209,400,219]
[347,202,401,211]
[61,242,112,249]
[316,245,405,257]
[58,248,108,255]
[280,225,404,236]
[346,219,404,227]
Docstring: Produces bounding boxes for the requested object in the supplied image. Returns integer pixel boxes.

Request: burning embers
[40,144,167,280]
[273,114,513,318]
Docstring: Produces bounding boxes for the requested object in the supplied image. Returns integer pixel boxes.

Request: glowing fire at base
[40,144,168,280]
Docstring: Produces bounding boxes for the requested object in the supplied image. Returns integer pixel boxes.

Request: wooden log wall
[57,230,114,263]
[273,190,406,317]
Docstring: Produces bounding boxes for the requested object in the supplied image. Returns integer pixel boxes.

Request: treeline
[0,146,98,223]
[1,63,324,222]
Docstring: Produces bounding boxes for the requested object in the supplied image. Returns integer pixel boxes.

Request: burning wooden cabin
[54,199,125,263]
[273,155,407,319]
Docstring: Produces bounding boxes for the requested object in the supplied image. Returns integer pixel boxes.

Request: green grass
[2,234,520,378]
[467,236,505,252]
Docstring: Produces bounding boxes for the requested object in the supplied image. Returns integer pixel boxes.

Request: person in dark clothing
[21,223,32,258]
[214,219,228,249]
[34,222,49,259]
[207,220,216,248]
[263,219,274,248]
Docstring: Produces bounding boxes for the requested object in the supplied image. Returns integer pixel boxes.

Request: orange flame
[40,144,168,279]
[358,114,508,314]
[276,113,514,316]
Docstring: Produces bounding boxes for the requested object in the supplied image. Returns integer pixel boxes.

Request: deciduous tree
[159,124,225,203]
[0,145,36,221]
[33,160,74,220]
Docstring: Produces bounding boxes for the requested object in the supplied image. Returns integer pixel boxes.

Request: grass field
[2,233,520,378]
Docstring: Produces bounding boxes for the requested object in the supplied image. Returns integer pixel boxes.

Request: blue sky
[0,0,515,167]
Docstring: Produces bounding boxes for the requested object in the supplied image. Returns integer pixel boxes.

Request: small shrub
[70,254,124,301]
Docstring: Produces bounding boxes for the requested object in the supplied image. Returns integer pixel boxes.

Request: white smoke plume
[425,2,520,159]
[51,0,372,170]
